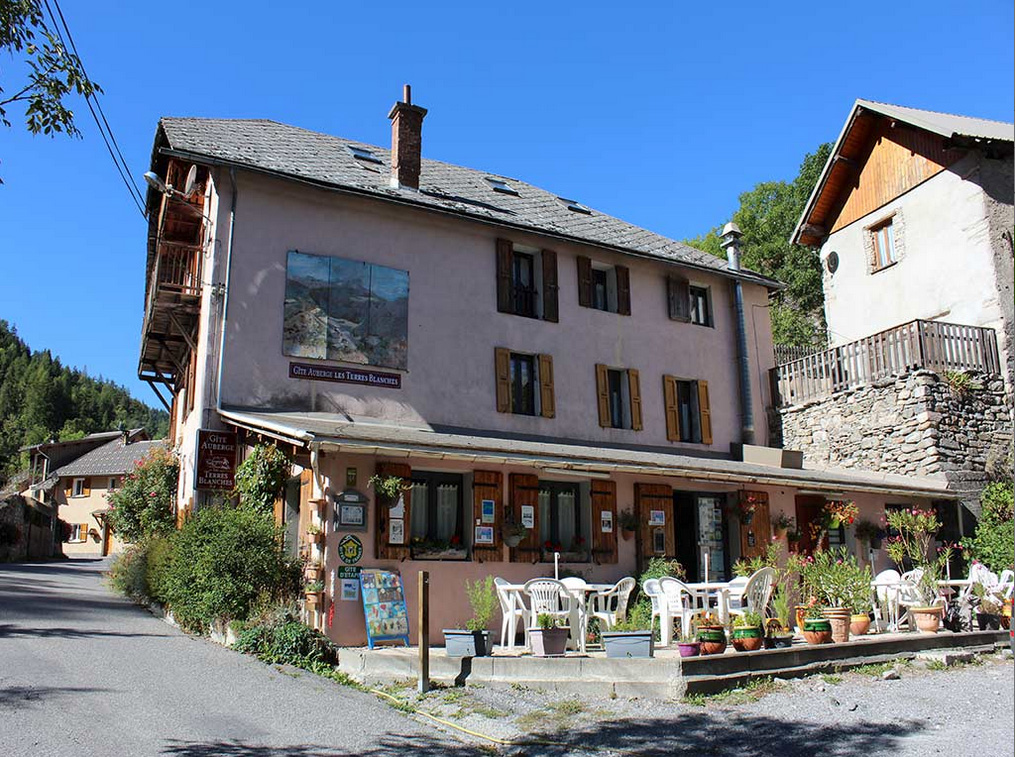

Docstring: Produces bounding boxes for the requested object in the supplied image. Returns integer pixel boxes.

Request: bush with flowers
[798,546,872,612]
[107,446,179,543]
[884,506,950,606]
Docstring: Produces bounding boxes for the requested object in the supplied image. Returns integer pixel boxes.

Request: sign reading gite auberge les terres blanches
[195,429,238,490]
[288,362,401,389]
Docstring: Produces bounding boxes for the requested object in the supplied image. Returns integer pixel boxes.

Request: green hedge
[967,482,1014,574]
[233,608,336,668]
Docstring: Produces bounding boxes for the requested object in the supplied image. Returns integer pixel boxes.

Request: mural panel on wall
[283,251,409,370]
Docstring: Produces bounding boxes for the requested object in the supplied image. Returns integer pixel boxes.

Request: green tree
[233,443,293,514]
[106,446,179,543]
[1,0,100,176]
[686,143,833,346]
[966,482,1014,574]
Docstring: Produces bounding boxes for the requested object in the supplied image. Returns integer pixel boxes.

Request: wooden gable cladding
[590,480,618,564]
[738,490,771,561]
[374,461,412,561]
[831,120,962,234]
[472,470,503,562]
[634,482,675,569]
[509,472,541,561]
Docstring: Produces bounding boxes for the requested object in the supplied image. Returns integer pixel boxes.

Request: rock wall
[778,370,1012,515]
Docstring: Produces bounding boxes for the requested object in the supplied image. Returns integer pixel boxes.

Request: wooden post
[418,570,429,694]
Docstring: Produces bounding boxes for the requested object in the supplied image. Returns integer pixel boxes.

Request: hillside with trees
[0,320,168,481]
[685,143,833,347]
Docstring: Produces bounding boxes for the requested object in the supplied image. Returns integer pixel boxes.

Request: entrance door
[673,491,699,581]
[794,494,826,555]
[283,477,302,558]
[739,491,771,561]
[101,523,112,557]
[635,483,675,571]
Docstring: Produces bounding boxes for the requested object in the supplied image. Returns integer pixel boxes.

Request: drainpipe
[720,222,755,445]
[214,167,238,416]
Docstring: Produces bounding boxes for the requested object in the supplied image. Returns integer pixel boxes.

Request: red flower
[544,540,553,549]
[449,534,461,546]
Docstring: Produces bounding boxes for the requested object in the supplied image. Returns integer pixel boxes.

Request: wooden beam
[143,378,172,412]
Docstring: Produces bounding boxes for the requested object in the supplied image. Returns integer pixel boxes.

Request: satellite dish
[183,164,198,197]
[826,251,839,274]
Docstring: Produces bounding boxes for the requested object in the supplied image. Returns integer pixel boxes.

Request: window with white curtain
[538,481,583,555]
[409,472,464,555]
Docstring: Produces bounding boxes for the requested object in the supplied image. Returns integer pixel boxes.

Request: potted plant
[847,571,872,635]
[306,523,324,544]
[973,584,1003,631]
[443,576,497,657]
[530,613,570,657]
[676,630,701,657]
[731,610,764,652]
[501,521,528,548]
[618,508,638,541]
[305,559,324,582]
[885,507,950,633]
[823,500,859,530]
[602,602,655,659]
[802,605,832,645]
[304,580,324,610]
[772,512,794,538]
[765,587,795,648]
[734,491,764,524]
[695,611,727,655]
[854,518,883,550]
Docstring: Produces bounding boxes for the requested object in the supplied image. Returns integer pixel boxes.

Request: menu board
[359,569,410,649]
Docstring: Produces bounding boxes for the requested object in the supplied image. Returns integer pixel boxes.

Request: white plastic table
[684,581,732,623]
[502,581,611,653]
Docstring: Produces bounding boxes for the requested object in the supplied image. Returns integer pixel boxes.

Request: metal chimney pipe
[720,223,755,445]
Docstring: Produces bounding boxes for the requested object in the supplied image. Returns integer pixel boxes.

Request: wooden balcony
[771,319,1000,407]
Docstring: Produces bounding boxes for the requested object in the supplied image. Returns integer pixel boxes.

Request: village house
[776,100,1014,523]
[21,429,156,556]
[139,88,961,646]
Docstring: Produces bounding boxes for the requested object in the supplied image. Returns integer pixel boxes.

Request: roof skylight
[558,197,592,214]
[486,177,519,196]
[348,146,383,164]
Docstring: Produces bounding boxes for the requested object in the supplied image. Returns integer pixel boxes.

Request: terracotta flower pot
[822,607,851,643]
[621,528,634,541]
[911,606,942,633]
[849,614,871,636]
[305,567,324,582]
[802,619,832,645]
[697,628,727,656]
[731,627,764,652]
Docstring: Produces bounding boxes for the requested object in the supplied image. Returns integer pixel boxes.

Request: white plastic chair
[997,570,1014,600]
[592,577,636,631]
[494,577,529,651]
[727,568,776,621]
[524,578,574,649]
[658,577,695,644]
[872,569,902,631]
[561,577,590,652]
[642,579,670,644]
[898,568,941,629]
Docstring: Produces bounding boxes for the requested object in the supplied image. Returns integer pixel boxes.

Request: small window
[348,146,383,164]
[578,257,629,315]
[408,472,465,558]
[510,353,537,416]
[558,197,592,214]
[72,478,85,498]
[596,364,642,430]
[512,252,538,317]
[676,380,702,443]
[607,369,627,429]
[591,268,610,311]
[871,219,897,271]
[69,523,89,542]
[108,477,118,491]
[486,177,519,195]
[689,286,712,327]
[538,481,584,556]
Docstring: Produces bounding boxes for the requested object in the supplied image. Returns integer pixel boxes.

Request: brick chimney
[387,84,427,189]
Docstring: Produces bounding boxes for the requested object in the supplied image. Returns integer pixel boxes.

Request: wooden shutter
[616,265,631,316]
[576,255,593,308]
[667,274,690,321]
[496,239,514,314]
[541,249,559,323]
[697,380,713,445]
[739,491,770,560]
[64,480,72,498]
[375,461,412,561]
[595,364,610,427]
[538,354,555,418]
[591,480,618,564]
[634,483,675,571]
[663,375,681,442]
[82,478,91,497]
[495,348,511,413]
[628,369,643,431]
[472,470,503,563]
[509,473,540,561]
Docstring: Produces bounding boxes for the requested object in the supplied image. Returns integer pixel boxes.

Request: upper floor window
[495,348,555,418]
[595,365,642,430]
[108,477,118,491]
[72,478,86,498]
[577,256,631,315]
[496,239,558,322]
[409,472,466,559]
[689,286,712,327]
[870,218,897,272]
[663,375,713,444]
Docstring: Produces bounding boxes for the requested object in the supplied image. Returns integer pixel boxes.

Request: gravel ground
[395,653,1015,756]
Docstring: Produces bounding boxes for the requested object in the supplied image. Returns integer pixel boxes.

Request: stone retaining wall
[777,370,1012,515]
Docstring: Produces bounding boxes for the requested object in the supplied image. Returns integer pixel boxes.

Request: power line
[42,0,148,219]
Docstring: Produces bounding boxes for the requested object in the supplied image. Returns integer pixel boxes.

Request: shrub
[799,547,872,612]
[107,542,150,599]
[107,447,178,543]
[233,443,293,514]
[464,576,497,631]
[233,605,336,669]
[639,557,686,583]
[164,505,301,633]
[966,482,1014,574]
[145,534,176,604]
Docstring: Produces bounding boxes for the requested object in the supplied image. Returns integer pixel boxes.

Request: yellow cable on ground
[369,687,605,751]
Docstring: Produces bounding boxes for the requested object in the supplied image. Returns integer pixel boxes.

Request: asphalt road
[0,559,473,757]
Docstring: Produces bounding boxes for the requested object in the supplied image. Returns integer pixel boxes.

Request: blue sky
[1,0,1012,404]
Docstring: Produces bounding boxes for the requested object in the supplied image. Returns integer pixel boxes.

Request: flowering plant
[884,507,949,606]
[543,540,563,552]
[734,491,766,523]
[823,500,858,528]
[798,547,872,612]
[772,512,795,533]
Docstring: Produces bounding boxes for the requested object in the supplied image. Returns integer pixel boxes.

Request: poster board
[359,569,410,648]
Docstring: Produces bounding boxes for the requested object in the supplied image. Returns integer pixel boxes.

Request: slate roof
[155,117,780,289]
[56,439,164,478]
[219,408,954,499]
[855,99,1014,143]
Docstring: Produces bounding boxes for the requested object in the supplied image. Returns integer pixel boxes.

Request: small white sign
[649,509,666,526]
[340,578,359,601]
[520,505,535,529]
[600,510,614,533]
[389,495,405,519]
[475,526,495,545]
[389,518,404,545]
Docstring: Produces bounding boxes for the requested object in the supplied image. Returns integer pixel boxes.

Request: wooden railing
[154,243,202,296]
[771,319,1000,407]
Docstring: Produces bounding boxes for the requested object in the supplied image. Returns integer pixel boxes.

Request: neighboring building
[140,89,959,645]
[775,100,1014,518]
[23,429,157,556]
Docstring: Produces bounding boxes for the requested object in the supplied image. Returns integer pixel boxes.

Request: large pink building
[139,90,954,646]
